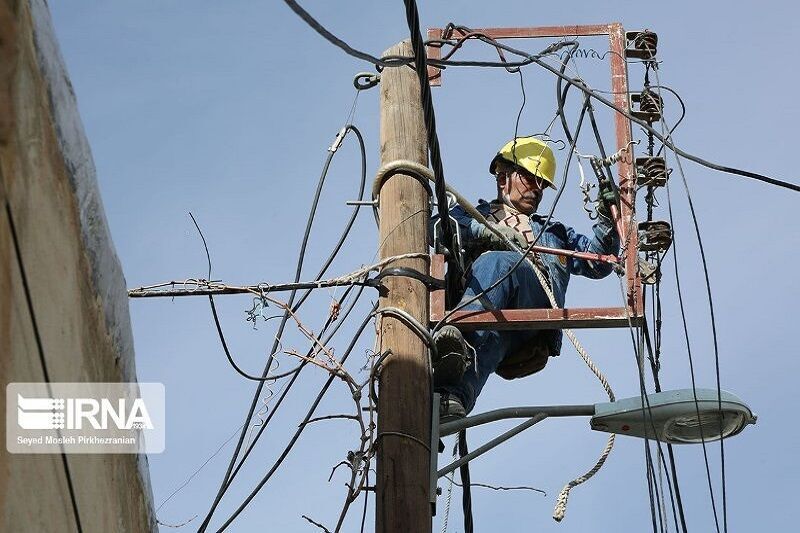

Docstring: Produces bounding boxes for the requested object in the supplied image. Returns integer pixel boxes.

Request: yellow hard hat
[489,137,557,188]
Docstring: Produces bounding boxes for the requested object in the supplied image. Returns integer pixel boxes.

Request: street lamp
[590,388,756,444]
[433,388,756,482]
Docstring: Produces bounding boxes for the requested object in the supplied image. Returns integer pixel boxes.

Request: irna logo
[17,394,154,431]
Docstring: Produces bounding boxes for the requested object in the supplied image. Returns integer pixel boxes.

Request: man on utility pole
[375,40,432,533]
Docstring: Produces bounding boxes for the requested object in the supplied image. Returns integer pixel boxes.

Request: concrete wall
[0,0,157,531]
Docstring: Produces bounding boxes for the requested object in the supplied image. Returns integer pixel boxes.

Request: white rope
[385,160,618,522]
[519,239,617,523]
[552,434,616,522]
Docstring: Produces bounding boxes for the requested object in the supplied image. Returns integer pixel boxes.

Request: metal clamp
[353,72,380,90]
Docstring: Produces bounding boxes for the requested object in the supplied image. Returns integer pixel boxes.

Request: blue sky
[50,1,798,531]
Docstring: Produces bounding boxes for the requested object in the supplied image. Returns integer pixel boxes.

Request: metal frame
[426,23,643,330]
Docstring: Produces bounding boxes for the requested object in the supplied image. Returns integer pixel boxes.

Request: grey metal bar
[439,405,595,437]
[429,393,440,511]
[437,413,548,478]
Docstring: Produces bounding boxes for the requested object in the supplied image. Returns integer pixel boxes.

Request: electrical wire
[401,0,462,299]
[458,430,474,533]
[219,283,367,504]
[214,305,378,532]
[650,69,729,532]
[199,123,368,530]
[665,181,722,533]
[451,30,799,192]
[281,8,798,191]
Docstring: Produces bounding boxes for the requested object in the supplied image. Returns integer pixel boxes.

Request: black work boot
[432,325,469,387]
[439,392,466,424]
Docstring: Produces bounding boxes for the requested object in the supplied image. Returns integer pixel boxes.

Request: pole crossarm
[126,253,431,299]
[127,278,372,298]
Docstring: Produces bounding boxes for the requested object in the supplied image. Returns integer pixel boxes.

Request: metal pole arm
[439,404,595,437]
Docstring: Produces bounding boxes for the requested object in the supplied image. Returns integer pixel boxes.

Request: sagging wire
[282,6,797,191]
[214,305,378,532]
[665,180,722,533]
[199,121,369,530]
[448,28,798,192]
[636,61,689,533]
[219,283,368,504]
[569,63,670,528]
[576,73,670,531]
[649,61,729,533]
[616,276,669,533]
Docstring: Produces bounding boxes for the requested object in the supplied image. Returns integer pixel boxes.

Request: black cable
[214,305,378,532]
[643,318,688,533]
[651,85,686,158]
[401,0,463,298]
[556,43,580,145]
[617,272,681,533]
[359,471,369,533]
[284,7,798,192]
[5,201,84,533]
[458,430,474,533]
[200,126,368,383]
[651,68,728,528]
[199,124,368,530]
[512,67,526,142]
[666,182,722,533]
[460,31,799,192]
[219,282,367,498]
[282,0,411,68]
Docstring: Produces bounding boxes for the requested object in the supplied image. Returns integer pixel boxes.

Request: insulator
[638,221,672,252]
[630,89,663,122]
[635,32,658,56]
[625,30,658,59]
[636,157,669,187]
[639,90,663,115]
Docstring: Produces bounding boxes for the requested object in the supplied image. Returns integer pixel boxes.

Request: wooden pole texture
[375,40,432,533]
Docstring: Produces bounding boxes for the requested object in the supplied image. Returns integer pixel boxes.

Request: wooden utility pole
[375,40,432,533]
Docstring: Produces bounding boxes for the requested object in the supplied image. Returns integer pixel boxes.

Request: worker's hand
[476,223,528,252]
[596,184,617,222]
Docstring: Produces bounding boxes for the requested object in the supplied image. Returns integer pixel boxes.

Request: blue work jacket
[440,199,620,356]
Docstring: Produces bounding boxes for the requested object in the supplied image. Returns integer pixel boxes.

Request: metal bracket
[432,206,464,271]
[372,267,446,290]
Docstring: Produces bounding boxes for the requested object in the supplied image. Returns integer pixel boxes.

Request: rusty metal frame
[426,23,643,330]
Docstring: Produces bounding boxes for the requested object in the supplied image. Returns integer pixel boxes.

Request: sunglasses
[500,167,547,189]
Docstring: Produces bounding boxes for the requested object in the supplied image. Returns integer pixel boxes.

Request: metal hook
[354,72,380,91]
